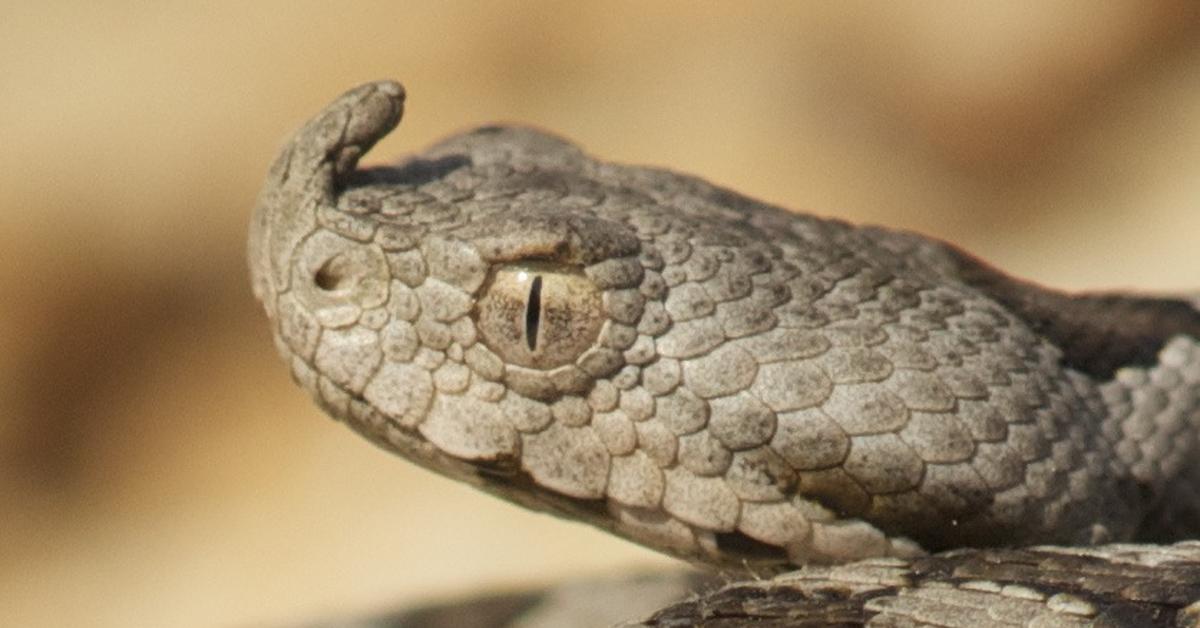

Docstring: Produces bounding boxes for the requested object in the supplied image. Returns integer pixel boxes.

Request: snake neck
[948,245,1200,532]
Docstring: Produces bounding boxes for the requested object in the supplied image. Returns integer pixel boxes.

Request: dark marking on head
[1043,294,1200,379]
[946,247,1200,380]
[343,154,472,188]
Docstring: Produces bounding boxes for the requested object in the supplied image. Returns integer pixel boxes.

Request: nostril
[314,257,350,291]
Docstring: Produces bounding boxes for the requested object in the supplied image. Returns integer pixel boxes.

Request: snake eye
[474,263,603,369]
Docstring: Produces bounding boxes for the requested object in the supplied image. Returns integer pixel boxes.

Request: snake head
[252,82,1161,570]
[248,81,693,547]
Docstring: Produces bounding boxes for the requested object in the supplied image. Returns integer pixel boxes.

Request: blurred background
[2,2,1199,626]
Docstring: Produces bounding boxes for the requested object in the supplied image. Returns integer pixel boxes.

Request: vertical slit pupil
[525,275,543,351]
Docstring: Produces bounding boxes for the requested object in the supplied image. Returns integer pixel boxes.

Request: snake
[248,81,1200,626]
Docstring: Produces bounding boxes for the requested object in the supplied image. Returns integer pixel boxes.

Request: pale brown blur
[2,3,1198,627]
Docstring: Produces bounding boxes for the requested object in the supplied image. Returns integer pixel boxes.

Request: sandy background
[2,3,1199,626]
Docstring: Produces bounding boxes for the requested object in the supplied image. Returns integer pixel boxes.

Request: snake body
[249,82,1200,625]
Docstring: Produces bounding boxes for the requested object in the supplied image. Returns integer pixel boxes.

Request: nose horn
[249,81,404,305]
[270,80,405,197]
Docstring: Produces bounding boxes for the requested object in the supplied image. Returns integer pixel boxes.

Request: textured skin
[633,543,1200,627]
[249,81,1200,595]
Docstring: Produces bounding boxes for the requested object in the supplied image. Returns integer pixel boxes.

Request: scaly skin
[249,81,1200,578]
[633,543,1200,627]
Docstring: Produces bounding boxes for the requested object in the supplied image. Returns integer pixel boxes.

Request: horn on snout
[248,81,405,306]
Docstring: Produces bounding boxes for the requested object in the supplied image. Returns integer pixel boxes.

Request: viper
[249,82,1200,626]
